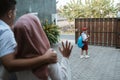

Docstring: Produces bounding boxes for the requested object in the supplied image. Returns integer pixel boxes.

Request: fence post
[116,18,120,48]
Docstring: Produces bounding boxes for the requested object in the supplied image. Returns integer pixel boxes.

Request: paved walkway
[52,42,120,80]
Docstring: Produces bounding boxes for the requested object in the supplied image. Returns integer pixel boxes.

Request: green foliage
[59,0,118,21]
[43,20,60,45]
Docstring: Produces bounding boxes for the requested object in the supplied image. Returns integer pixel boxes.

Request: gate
[75,18,120,48]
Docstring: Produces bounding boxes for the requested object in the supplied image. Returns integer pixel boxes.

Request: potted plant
[43,20,60,45]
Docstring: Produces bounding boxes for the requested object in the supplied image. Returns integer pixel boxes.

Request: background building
[16,0,56,24]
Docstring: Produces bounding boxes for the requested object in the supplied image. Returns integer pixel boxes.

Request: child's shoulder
[81,32,84,35]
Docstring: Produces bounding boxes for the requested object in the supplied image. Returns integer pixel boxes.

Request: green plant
[59,0,118,20]
[43,21,60,45]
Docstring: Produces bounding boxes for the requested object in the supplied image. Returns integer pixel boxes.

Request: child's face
[83,30,87,33]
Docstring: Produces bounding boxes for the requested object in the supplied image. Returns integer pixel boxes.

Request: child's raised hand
[87,35,90,38]
[59,41,73,58]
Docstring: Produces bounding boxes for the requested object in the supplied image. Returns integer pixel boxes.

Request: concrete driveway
[52,34,120,80]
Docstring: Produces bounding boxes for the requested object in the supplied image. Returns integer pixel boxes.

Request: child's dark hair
[0,0,17,17]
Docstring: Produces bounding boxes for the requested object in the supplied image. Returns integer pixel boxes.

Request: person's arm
[48,41,73,80]
[1,48,57,72]
[0,29,57,72]
[48,57,71,80]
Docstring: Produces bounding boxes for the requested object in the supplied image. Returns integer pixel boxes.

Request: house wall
[16,0,56,24]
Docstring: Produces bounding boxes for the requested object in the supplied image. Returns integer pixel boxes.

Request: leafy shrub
[43,21,60,45]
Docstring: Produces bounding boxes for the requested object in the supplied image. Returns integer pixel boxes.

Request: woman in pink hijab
[13,13,73,80]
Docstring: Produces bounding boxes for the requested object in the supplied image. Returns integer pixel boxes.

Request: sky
[56,0,120,9]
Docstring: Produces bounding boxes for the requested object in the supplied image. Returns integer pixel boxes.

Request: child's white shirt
[81,32,87,41]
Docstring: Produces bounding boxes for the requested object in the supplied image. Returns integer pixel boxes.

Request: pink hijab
[13,13,50,80]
